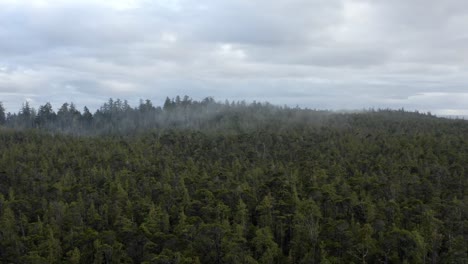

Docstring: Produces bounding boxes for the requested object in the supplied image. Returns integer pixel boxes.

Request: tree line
[1,96,287,135]
[0,96,441,136]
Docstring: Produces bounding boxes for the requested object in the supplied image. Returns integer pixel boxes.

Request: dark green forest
[0,97,467,263]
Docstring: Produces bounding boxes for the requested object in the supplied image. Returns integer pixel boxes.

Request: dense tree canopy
[0,97,467,263]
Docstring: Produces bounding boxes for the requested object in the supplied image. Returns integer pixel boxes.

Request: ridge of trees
[0,96,447,136]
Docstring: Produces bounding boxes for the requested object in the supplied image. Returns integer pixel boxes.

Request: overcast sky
[1,0,467,115]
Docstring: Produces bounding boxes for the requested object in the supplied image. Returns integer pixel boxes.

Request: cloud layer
[1,0,467,115]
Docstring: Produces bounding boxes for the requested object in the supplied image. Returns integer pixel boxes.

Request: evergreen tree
[0,102,5,125]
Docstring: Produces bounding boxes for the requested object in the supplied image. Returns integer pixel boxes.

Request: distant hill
[1,96,465,136]
[437,115,468,120]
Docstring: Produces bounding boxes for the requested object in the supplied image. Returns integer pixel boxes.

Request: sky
[0,0,467,115]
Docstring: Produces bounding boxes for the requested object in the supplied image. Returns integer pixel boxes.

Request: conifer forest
[0,96,467,263]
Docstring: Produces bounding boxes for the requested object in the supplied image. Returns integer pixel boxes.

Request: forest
[0,96,467,263]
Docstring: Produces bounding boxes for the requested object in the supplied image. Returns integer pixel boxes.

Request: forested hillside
[0,97,467,263]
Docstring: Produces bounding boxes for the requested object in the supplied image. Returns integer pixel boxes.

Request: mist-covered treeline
[0,96,445,136]
[0,96,312,135]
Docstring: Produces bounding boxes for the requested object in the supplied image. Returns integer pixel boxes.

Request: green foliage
[0,97,467,263]
[0,102,5,125]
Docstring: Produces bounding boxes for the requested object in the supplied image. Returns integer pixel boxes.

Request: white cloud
[332,0,378,43]
[0,0,467,115]
[215,44,247,61]
[161,32,178,43]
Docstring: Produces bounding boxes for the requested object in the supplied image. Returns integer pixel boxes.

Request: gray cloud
[0,0,467,115]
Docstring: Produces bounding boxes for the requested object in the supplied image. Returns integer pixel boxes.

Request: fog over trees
[0,96,444,136]
[1,96,327,135]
